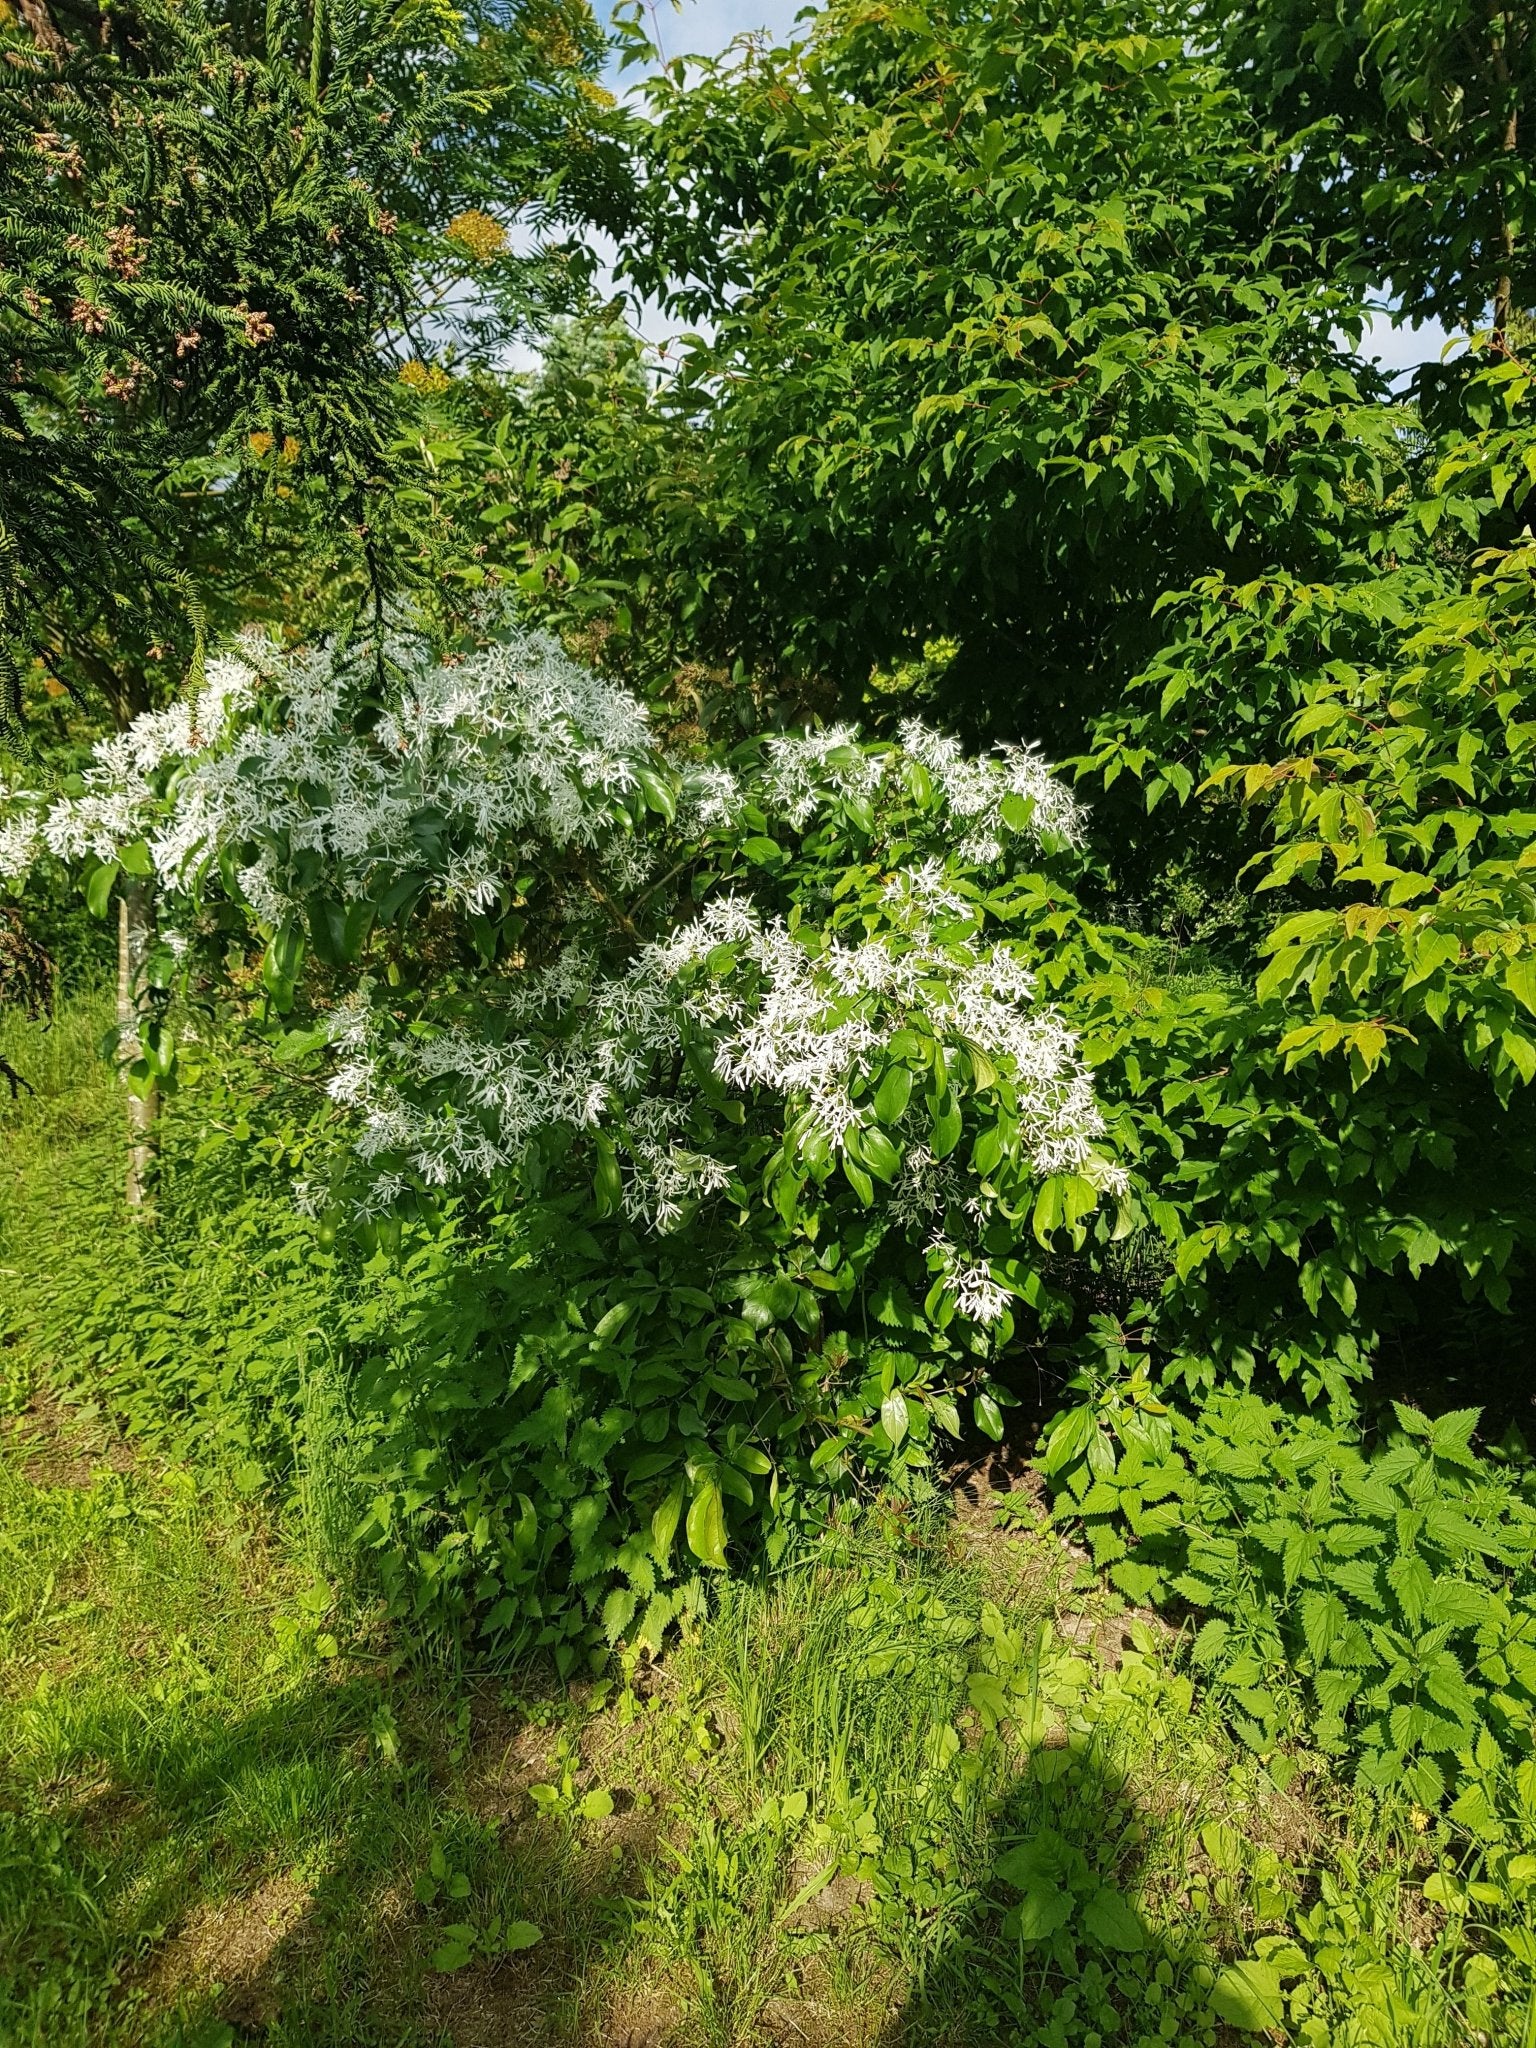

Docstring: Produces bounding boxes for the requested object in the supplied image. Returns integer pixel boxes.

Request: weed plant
[3,1003,1532,2048]
[1,1404,1527,2046]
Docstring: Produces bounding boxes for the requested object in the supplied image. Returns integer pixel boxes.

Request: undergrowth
[0,1396,1528,2046]
[3,1006,1534,2047]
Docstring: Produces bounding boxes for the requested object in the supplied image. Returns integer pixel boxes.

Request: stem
[117,878,160,1210]
[569,850,644,942]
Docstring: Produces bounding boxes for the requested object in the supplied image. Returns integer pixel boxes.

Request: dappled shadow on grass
[0,1660,673,2048]
[0,1394,678,2048]
[1,1404,1315,2048]
[876,1742,1238,2048]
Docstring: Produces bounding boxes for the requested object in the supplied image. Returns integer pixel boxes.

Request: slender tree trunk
[1491,11,1519,348]
[1493,103,1517,346]
[117,878,160,1209]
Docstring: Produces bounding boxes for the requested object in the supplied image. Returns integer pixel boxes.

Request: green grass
[1,999,1531,2047]
[0,1396,1525,2047]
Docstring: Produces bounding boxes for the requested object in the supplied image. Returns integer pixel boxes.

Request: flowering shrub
[1,625,1124,1661]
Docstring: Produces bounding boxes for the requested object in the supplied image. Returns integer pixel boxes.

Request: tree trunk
[1491,11,1519,349]
[117,878,160,1209]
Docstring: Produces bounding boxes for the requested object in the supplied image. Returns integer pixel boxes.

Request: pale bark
[117,878,160,1209]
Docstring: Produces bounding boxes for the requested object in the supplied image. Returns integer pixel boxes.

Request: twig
[0,1054,33,1099]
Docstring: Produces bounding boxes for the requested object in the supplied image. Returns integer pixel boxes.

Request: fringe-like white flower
[0,627,1116,1284]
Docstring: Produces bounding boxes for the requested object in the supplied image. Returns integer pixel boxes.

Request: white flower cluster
[649,891,1111,1184]
[0,649,260,881]
[320,879,1115,1246]
[662,717,1087,860]
[1,637,1083,909]
[927,1236,1012,1326]
[199,630,655,922]
[1,630,657,921]
[756,724,883,826]
[0,629,1119,1295]
[895,719,1084,861]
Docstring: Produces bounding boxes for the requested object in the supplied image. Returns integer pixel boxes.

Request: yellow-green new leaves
[685,1477,728,1571]
[1236,538,1536,1100]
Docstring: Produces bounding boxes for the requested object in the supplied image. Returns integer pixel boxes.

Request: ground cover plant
[2,0,1536,2037]
[1,1306,1530,2045]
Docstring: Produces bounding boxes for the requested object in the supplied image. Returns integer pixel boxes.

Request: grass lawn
[0,1388,1509,2048]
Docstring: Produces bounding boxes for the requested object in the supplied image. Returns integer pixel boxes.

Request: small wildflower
[1411,1807,1430,1834]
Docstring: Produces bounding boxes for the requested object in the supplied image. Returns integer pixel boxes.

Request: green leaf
[881,1388,909,1447]
[578,1787,614,1820]
[502,1921,542,1953]
[1009,1883,1075,1940]
[634,765,677,824]
[1209,1961,1285,2032]
[929,1395,962,1437]
[929,1093,963,1157]
[593,1134,623,1217]
[652,1482,684,1569]
[86,862,118,919]
[873,1064,913,1124]
[859,1125,902,1182]
[1083,1884,1144,1952]
[686,1479,728,1569]
[974,1392,1004,1441]
[431,1931,476,1973]
[1507,954,1536,1018]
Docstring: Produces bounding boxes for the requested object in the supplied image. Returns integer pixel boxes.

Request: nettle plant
[1,624,1126,1662]
[1041,1369,1536,1809]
